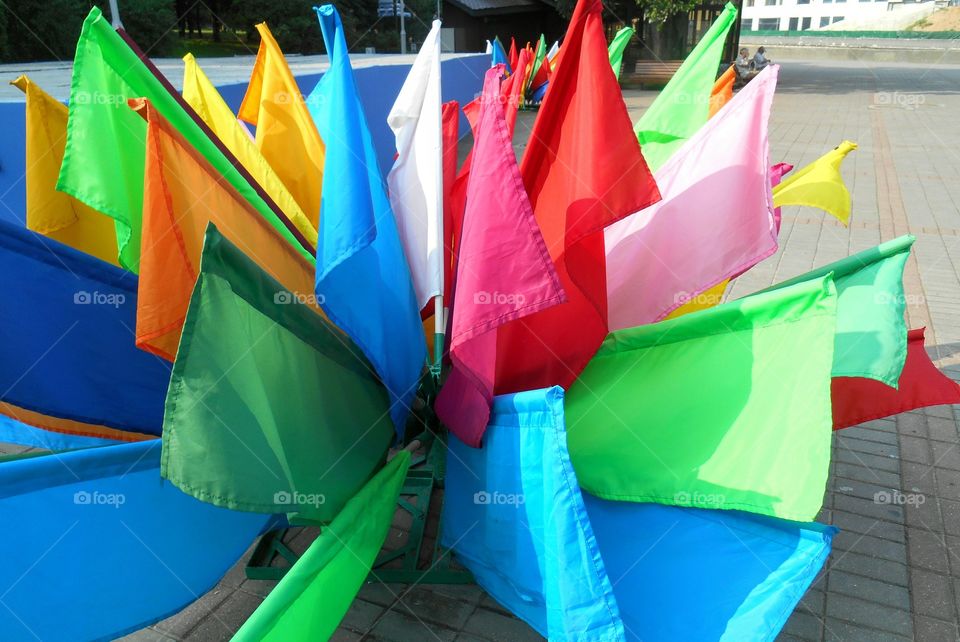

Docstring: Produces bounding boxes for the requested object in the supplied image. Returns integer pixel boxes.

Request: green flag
[525,34,547,94]
[633,2,737,170]
[161,224,393,524]
[608,27,634,80]
[566,274,838,523]
[57,7,312,271]
[234,451,410,641]
[758,235,914,386]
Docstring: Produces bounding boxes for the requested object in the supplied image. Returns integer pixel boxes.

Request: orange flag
[131,98,323,361]
[708,65,736,118]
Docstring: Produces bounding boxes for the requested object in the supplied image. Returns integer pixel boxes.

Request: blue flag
[492,37,511,73]
[308,4,426,436]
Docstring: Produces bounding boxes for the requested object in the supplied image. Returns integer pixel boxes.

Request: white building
[741,0,940,31]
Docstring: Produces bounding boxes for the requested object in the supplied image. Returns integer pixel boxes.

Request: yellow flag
[238,24,325,227]
[11,75,118,265]
[773,141,857,226]
[181,54,318,248]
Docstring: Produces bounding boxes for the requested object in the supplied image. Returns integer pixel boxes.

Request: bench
[626,60,683,88]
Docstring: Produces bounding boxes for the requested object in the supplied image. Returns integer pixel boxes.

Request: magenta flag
[605,65,781,330]
[771,161,794,233]
[435,66,565,447]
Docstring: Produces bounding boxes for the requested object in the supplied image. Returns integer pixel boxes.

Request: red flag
[504,47,532,136]
[493,0,660,393]
[440,100,460,305]
[508,38,519,74]
[833,328,960,430]
[436,67,565,447]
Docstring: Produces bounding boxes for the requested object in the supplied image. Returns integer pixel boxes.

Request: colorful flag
[11,75,118,265]
[567,274,839,522]
[233,452,410,641]
[238,22,326,227]
[634,2,738,171]
[508,37,519,72]
[760,235,913,386]
[773,141,857,225]
[494,0,660,394]
[771,161,795,232]
[0,440,271,641]
[707,64,736,118]
[0,218,170,438]
[606,66,780,329]
[181,53,318,247]
[492,37,510,72]
[161,225,394,524]
[57,7,311,271]
[387,20,443,311]
[503,47,533,135]
[526,34,550,92]
[132,98,324,361]
[435,67,565,448]
[608,26,634,80]
[833,328,960,430]
[307,5,426,435]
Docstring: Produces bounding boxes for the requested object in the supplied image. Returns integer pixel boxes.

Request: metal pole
[400,0,407,54]
[108,0,124,29]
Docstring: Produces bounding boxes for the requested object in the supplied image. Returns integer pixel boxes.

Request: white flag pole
[432,24,445,373]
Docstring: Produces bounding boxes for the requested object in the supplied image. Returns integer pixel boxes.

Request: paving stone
[834,448,900,474]
[330,628,364,642]
[782,610,822,640]
[392,586,477,630]
[844,425,899,446]
[928,417,960,443]
[835,435,900,459]
[913,616,959,642]
[832,509,905,543]
[829,550,910,587]
[931,440,960,471]
[899,435,933,466]
[897,413,929,439]
[357,582,407,607]
[834,463,901,488]
[908,527,951,571]
[183,591,264,641]
[366,609,458,642]
[936,468,960,499]
[340,598,387,634]
[828,570,911,610]
[822,618,910,642]
[152,586,232,637]
[911,568,957,621]
[834,530,908,564]
[115,629,179,642]
[825,594,912,637]
[461,607,544,642]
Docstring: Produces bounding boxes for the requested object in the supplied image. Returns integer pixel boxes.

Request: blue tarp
[442,386,836,641]
[0,439,270,641]
[0,219,170,434]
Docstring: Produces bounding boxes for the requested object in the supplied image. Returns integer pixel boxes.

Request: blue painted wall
[0,54,486,226]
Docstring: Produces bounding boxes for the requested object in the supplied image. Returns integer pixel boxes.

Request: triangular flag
[308,5,427,435]
[707,64,736,118]
[494,0,660,394]
[492,37,511,73]
[633,2,738,170]
[526,34,550,92]
[773,140,857,225]
[608,26,634,80]
[508,37,519,72]
[238,23,326,227]
[503,46,532,135]
[387,19,443,311]
[435,66,565,448]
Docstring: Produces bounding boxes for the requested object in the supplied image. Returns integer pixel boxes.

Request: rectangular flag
[307,5,427,435]
[606,65,780,329]
[57,7,311,271]
[435,66,565,448]
[11,75,117,265]
[759,234,914,386]
[161,225,394,524]
[633,2,738,171]
[387,20,443,311]
[182,53,318,247]
[238,23,326,227]
[233,452,410,641]
[132,98,324,361]
[566,274,838,522]
[494,0,660,394]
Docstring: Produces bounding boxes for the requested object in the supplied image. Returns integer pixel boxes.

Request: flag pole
[432,23,445,377]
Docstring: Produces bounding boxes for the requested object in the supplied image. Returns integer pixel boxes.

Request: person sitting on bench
[735,48,759,82]
[753,46,772,71]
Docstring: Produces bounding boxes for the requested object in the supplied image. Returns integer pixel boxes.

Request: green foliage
[109,0,178,54]
[555,0,700,25]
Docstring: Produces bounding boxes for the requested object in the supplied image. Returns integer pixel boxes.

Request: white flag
[387,19,443,311]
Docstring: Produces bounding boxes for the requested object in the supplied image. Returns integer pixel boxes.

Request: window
[789,17,800,29]
[797,0,810,4]
[820,16,831,26]
[765,0,777,6]
[746,0,755,6]
[801,16,812,29]
[832,15,844,22]
[758,17,781,29]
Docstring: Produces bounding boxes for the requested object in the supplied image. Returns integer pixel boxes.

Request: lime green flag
[608,27,634,80]
[161,224,393,524]
[234,451,410,642]
[759,235,914,386]
[57,7,311,271]
[566,274,838,523]
[633,2,737,170]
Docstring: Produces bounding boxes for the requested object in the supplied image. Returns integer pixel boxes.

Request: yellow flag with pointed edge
[773,141,857,226]
[238,24,325,227]
[182,54,318,247]
[11,75,118,265]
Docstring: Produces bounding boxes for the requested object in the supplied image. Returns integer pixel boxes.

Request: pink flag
[435,66,565,447]
[771,161,794,234]
[605,65,781,330]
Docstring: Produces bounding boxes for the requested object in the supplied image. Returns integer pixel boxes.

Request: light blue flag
[443,386,837,641]
[308,4,426,436]
[492,37,511,73]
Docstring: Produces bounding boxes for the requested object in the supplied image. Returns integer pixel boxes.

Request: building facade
[741,0,935,31]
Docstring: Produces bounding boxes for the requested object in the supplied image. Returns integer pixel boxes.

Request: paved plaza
[4,56,960,641]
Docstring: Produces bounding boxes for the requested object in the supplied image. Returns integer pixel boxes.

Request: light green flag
[608,27,634,80]
[633,2,737,170]
[566,274,838,523]
[233,451,410,642]
[758,235,914,386]
[57,7,312,271]
[161,224,394,524]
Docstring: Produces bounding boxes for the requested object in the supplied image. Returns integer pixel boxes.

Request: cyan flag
[308,4,426,436]
[492,37,511,73]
